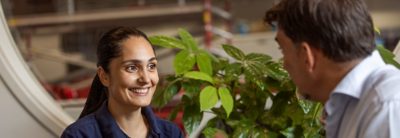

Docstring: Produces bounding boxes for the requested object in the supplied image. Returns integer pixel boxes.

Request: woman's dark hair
[79,26,151,118]
[265,0,375,62]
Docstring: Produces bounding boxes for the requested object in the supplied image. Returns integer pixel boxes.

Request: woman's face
[103,36,158,109]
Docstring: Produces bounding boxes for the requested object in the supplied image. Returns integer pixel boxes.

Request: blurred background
[0,0,399,137]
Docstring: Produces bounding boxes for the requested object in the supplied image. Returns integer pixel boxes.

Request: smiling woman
[61,27,184,138]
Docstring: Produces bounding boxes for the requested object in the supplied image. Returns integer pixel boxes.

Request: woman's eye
[148,63,157,70]
[126,65,138,72]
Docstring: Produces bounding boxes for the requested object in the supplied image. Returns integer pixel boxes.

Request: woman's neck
[108,99,149,138]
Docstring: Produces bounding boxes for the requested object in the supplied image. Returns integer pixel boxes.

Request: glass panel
[0,0,205,120]
[2,0,400,124]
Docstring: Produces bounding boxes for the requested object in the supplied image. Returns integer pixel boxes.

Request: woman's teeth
[129,88,148,94]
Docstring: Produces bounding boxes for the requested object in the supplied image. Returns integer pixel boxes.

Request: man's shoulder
[371,65,400,101]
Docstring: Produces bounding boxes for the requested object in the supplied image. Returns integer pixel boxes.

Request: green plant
[149,28,400,138]
[375,28,400,68]
[377,45,400,69]
[149,28,324,137]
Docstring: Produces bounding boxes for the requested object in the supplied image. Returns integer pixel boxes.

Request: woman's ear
[300,42,316,73]
[98,67,110,87]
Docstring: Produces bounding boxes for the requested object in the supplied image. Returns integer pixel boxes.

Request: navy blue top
[61,102,183,138]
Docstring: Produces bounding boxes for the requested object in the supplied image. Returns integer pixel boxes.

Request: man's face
[275,28,312,98]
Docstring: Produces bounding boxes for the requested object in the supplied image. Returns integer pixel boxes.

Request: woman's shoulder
[65,114,98,130]
[156,118,179,129]
[61,114,101,137]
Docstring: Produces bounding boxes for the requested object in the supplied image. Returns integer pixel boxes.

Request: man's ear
[299,42,316,73]
[98,67,110,87]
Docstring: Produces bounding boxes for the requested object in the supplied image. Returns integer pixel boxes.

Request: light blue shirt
[325,51,400,138]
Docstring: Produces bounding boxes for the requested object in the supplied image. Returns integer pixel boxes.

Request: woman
[61,27,184,138]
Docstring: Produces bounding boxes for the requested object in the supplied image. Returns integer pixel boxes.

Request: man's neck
[314,58,363,103]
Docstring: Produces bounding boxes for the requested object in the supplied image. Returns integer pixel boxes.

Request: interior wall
[0,77,55,138]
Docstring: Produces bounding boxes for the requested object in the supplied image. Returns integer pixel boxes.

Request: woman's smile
[128,87,150,96]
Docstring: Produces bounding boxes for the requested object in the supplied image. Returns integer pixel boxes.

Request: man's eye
[126,65,138,72]
[148,63,157,70]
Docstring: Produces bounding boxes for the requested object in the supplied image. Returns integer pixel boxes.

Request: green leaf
[260,112,289,131]
[178,28,199,51]
[377,46,400,68]
[174,50,196,74]
[265,62,289,81]
[196,51,213,76]
[202,127,218,138]
[222,44,246,61]
[245,53,272,63]
[286,102,306,125]
[181,80,201,98]
[224,62,242,81]
[149,36,186,49]
[298,99,315,114]
[242,53,270,79]
[280,127,295,138]
[184,71,214,84]
[200,86,218,111]
[280,125,304,138]
[267,132,279,138]
[232,119,255,138]
[202,127,228,138]
[183,102,202,135]
[151,82,180,108]
[243,62,265,79]
[213,57,229,72]
[218,87,234,117]
[270,91,293,116]
[251,128,269,138]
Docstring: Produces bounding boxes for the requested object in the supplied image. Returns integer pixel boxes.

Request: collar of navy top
[94,101,161,137]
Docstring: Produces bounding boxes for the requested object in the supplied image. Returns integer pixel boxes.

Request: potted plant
[149,28,400,137]
[148,28,323,137]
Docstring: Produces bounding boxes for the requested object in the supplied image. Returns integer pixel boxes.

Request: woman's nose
[137,70,150,84]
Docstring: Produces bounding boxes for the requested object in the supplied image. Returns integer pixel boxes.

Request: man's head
[265,0,375,102]
[265,0,375,62]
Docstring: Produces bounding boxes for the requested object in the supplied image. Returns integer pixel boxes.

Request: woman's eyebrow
[121,57,157,64]
[149,57,157,62]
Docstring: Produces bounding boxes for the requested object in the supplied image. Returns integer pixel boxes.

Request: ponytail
[78,74,107,118]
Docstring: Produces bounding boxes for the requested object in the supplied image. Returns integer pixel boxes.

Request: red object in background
[51,85,77,99]
[76,86,90,98]
[47,83,91,100]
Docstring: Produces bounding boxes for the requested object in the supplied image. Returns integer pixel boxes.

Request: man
[264,0,400,137]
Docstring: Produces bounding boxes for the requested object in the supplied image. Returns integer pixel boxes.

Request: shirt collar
[331,50,385,99]
[95,101,161,138]
[142,106,162,136]
[325,50,385,119]
[95,101,128,138]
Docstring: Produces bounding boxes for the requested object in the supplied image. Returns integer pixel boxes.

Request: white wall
[0,3,73,137]
[0,78,55,137]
